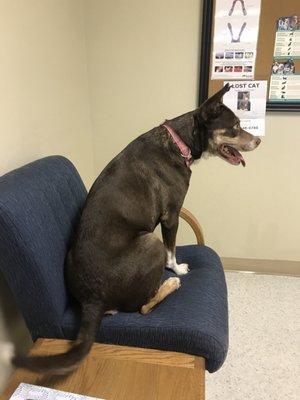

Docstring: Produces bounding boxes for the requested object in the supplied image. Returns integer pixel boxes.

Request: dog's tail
[12,302,104,375]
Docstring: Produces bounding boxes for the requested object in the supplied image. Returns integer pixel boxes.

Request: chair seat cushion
[61,245,228,373]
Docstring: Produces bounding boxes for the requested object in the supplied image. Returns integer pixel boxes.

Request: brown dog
[13,84,261,374]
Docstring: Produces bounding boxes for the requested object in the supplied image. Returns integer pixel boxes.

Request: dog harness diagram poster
[223,81,267,136]
[211,0,262,79]
[269,14,300,103]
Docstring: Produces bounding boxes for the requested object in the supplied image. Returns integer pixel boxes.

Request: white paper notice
[211,0,262,80]
[223,81,267,136]
[9,383,106,400]
[269,73,300,103]
[273,15,300,59]
[268,15,300,103]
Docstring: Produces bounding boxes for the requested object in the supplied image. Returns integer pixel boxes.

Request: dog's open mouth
[219,144,246,167]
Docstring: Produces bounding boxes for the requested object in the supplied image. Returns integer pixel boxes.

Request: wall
[84,0,300,261]
[0,0,94,186]
[0,0,94,384]
[84,0,201,176]
[184,112,300,260]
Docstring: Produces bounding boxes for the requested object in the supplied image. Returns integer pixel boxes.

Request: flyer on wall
[223,81,267,136]
[211,0,262,80]
[269,66,300,103]
[273,15,300,59]
[269,15,300,103]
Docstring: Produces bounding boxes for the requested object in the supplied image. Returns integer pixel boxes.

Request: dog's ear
[199,83,231,121]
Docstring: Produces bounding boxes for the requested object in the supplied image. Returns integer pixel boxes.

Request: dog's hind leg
[140,277,181,315]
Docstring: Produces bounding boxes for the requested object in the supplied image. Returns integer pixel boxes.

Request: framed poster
[199,0,300,111]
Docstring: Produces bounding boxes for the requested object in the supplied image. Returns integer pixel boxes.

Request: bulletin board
[199,0,300,111]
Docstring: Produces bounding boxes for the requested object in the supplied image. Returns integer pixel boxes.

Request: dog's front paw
[173,263,190,275]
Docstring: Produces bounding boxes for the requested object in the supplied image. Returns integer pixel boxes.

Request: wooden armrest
[179,207,205,245]
[1,339,205,400]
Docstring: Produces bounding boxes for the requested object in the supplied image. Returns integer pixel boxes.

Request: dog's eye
[229,129,238,138]
[233,123,240,130]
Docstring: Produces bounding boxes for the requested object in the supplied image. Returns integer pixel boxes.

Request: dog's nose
[255,137,261,146]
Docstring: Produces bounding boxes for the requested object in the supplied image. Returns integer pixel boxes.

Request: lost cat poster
[223,80,267,136]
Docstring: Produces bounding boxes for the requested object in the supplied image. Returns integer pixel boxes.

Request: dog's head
[196,84,261,167]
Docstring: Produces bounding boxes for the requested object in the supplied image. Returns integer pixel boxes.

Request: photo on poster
[271,59,295,74]
[235,51,244,59]
[245,51,254,59]
[237,91,251,111]
[234,66,243,72]
[277,15,299,31]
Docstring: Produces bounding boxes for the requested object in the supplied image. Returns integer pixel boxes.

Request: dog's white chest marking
[166,250,190,275]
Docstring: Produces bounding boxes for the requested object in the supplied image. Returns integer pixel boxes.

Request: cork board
[199,0,300,111]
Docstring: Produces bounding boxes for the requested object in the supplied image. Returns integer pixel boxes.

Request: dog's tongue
[230,147,246,167]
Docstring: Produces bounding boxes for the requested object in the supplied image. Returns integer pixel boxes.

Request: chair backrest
[0,156,87,339]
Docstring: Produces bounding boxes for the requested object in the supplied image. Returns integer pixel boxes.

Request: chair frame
[180,207,205,245]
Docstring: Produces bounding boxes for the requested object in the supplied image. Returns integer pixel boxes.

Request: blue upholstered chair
[0,156,228,373]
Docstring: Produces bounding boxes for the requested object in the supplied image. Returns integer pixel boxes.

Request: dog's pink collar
[163,123,193,167]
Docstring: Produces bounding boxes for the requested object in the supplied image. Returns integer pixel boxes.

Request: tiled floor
[0,272,299,399]
[206,272,300,400]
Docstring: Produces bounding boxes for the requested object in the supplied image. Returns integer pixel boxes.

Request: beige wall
[0,0,94,384]
[84,0,201,176]
[84,0,300,261]
[0,0,94,186]
[184,112,300,260]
